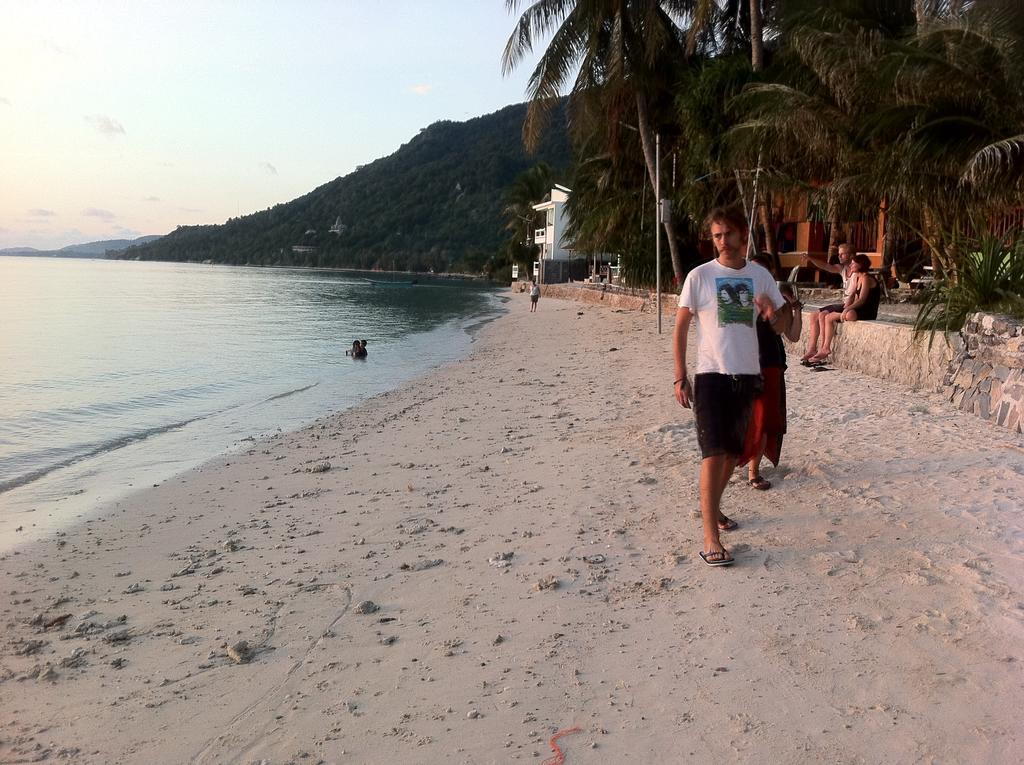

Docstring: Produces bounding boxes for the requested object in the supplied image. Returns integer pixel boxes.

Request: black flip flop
[718,515,739,531]
[699,550,735,567]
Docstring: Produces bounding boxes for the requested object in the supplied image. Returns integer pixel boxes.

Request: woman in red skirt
[744,257,803,489]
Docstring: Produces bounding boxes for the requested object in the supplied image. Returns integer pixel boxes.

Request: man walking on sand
[673,205,790,567]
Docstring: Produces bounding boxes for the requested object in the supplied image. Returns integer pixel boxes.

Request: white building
[531,184,573,261]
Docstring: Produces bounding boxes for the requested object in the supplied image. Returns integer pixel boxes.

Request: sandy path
[2,294,1022,764]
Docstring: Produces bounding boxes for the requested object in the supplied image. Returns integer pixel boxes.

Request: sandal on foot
[748,476,772,490]
[699,550,735,567]
[717,515,739,531]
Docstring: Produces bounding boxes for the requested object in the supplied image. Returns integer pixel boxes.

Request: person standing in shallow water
[529,280,540,312]
[673,205,791,567]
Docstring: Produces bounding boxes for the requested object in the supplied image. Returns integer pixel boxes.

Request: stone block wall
[534,283,650,311]
[787,313,958,391]
[942,313,1024,433]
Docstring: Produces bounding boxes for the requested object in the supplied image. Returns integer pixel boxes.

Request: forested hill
[116,102,571,272]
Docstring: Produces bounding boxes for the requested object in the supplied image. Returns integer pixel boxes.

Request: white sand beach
[2,293,1023,764]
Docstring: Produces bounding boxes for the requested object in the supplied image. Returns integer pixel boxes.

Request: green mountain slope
[118,102,570,272]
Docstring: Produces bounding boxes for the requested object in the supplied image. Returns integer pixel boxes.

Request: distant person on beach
[673,205,791,567]
[800,243,855,363]
[810,253,880,363]
[529,280,540,312]
[745,257,803,490]
[346,340,367,359]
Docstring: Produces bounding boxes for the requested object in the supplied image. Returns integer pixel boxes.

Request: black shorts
[530,295,539,303]
[693,373,763,459]
[820,303,844,314]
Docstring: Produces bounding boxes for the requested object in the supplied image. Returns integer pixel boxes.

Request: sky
[0,1,545,250]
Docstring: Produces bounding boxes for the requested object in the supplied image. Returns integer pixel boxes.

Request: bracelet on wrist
[674,377,686,386]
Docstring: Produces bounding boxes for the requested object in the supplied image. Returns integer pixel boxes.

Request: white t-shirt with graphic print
[678,259,785,376]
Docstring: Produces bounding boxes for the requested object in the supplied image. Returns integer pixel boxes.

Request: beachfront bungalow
[532,184,573,263]
[764,193,1024,285]
[531,184,622,284]
[768,193,886,279]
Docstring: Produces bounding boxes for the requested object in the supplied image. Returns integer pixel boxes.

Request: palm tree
[502,162,554,276]
[502,0,704,284]
[730,0,1023,295]
[867,0,1024,274]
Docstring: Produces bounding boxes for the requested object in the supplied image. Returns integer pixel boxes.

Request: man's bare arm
[802,254,842,274]
[673,307,694,408]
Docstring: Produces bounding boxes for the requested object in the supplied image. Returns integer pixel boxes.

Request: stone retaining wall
[941,313,1024,433]
[537,283,650,311]
[788,314,958,392]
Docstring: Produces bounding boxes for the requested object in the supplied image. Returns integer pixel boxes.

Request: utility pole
[655,133,661,334]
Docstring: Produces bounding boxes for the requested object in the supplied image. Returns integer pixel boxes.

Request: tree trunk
[636,93,684,286]
[879,197,899,284]
[758,193,779,271]
[827,208,843,262]
[882,221,899,284]
[750,0,764,72]
[915,0,928,25]
[921,207,952,280]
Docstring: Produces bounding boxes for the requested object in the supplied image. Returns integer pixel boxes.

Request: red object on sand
[541,726,582,765]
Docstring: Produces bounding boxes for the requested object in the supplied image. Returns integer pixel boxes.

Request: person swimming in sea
[346,340,367,359]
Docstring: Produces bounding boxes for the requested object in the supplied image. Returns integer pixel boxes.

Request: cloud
[0,97,10,107]
[409,84,433,95]
[178,206,203,214]
[259,161,278,175]
[82,207,115,221]
[143,195,161,202]
[85,114,126,137]
[28,208,56,217]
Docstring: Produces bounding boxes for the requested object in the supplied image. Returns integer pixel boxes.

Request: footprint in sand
[191,582,352,764]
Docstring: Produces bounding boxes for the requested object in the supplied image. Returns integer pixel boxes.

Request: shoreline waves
[1,294,1022,763]
[0,258,503,551]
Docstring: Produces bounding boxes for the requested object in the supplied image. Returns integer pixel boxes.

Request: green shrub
[914,228,1024,343]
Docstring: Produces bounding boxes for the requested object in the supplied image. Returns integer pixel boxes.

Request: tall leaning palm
[502,0,697,284]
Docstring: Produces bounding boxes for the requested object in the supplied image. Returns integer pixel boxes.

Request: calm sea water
[0,257,502,549]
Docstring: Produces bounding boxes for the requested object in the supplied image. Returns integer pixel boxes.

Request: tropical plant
[502,0,709,283]
[501,161,554,278]
[914,226,1024,343]
[561,138,656,285]
[863,0,1024,273]
[726,2,914,254]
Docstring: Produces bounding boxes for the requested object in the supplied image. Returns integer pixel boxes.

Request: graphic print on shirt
[715,277,755,326]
